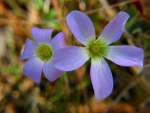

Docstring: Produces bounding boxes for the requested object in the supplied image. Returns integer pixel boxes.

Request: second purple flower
[53,10,144,99]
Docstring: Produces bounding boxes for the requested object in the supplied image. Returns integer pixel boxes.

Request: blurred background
[0,0,150,113]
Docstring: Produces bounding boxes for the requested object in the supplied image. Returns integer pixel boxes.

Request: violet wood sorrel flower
[21,27,65,83]
[53,11,144,99]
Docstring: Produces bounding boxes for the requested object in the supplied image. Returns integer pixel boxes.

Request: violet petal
[43,60,63,81]
[66,10,95,45]
[90,58,113,100]
[32,27,53,43]
[105,45,144,67]
[21,39,36,60]
[50,32,65,52]
[99,11,129,44]
[54,46,89,71]
[23,57,44,83]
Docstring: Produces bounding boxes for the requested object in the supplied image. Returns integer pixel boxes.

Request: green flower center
[36,44,53,61]
[86,39,108,59]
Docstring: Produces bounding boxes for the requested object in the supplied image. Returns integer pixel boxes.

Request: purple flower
[21,27,65,83]
[53,11,144,99]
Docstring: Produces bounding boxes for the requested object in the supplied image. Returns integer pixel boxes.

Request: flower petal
[99,11,129,44]
[54,46,89,71]
[32,27,53,43]
[23,57,44,83]
[66,10,95,45]
[50,32,65,52]
[105,46,144,67]
[43,60,63,81]
[90,58,113,100]
[21,39,36,60]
